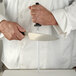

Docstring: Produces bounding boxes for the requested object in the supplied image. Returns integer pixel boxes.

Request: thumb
[17,25,26,32]
[29,6,31,9]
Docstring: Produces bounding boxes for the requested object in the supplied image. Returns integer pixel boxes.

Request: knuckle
[19,38,22,40]
[31,12,35,15]
[31,9,35,12]
[8,35,13,40]
[0,24,6,32]
[32,19,36,23]
[8,37,12,40]
[31,5,35,8]
[18,36,24,40]
[12,32,15,36]
[13,22,18,27]
[21,36,24,39]
[11,30,16,36]
[32,16,34,18]
[19,39,22,40]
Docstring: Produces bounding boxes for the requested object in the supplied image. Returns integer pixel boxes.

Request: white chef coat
[0,0,76,69]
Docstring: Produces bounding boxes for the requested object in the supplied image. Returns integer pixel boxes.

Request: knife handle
[20,32,25,35]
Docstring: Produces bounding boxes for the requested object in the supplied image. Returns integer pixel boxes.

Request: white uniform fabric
[0,0,76,69]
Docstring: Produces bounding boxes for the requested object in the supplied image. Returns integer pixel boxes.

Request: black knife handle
[34,23,41,27]
[20,32,25,35]
[36,2,39,5]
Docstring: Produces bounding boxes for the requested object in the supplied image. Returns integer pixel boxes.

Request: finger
[31,9,37,15]
[30,5,37,10]
[16,30,25,40]
[10,31,23,40]
[13,25,25,40]
[31,5,42,10]
[31,14,36,19]
[5,33,18,40]
[15,34,22,40]
[32,18,37,23]
[31,14,38,23]
[29,6,31,9]
[2,27,18,40]
[11,32,20,40]
[17,25,26,32]
[8,32,19,40]
[12,35,19,40]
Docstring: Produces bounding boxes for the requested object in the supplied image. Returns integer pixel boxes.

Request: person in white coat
[0,0,76,69]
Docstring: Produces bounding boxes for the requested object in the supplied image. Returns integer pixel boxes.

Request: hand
[0,20,25,40]
[29,5,58,25]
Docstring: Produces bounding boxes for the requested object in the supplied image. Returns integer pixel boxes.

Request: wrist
[0,20,7,32]
[49,13,58,25]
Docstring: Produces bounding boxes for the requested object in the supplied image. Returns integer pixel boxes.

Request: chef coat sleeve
[0,15,6,38]
[0,0,7,39]
[51,0,76,38]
